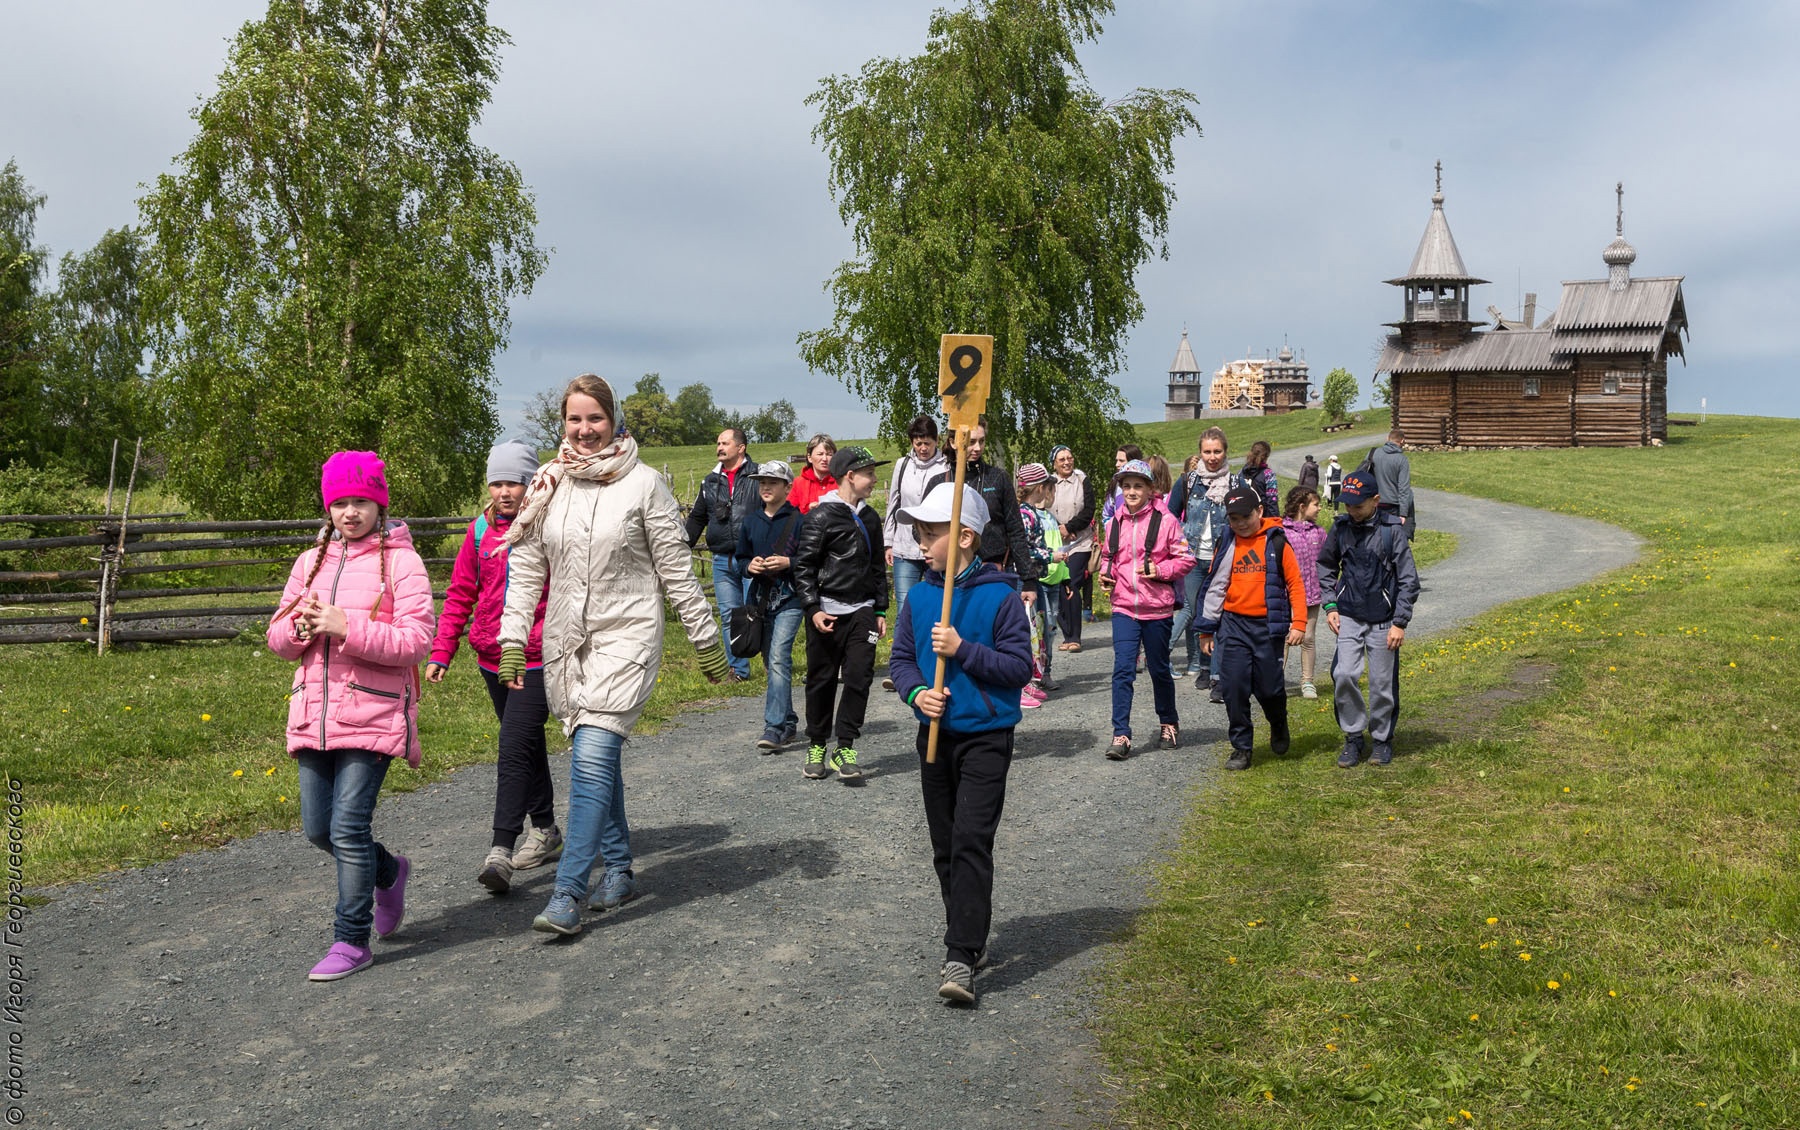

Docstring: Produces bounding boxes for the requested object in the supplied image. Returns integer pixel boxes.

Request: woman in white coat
[498,374,730,936]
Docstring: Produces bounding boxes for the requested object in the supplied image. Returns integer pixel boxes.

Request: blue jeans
[713,554,750,677]
[1168,559,1210,672]
[298,750,401,946]
[554,726,631,900]
[1110,614,1177,738]
[893,556,927,619]
[761,604,803,731]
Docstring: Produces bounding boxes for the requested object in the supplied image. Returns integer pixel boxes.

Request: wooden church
[1376,168,1689,447]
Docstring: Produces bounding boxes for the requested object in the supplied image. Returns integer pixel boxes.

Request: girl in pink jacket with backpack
[268,451,436,983]
[1097,459,1194,760]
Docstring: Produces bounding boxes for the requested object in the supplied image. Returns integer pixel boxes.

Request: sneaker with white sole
[478,846,514,894]
[831,746,862,781]
[308,941,373,982]
[1300,682,1318,699]
[802,744,832,779]
[590,866,638,911]
[532,892,584,936]
[513,824,564,870]
[938,960,975,1004]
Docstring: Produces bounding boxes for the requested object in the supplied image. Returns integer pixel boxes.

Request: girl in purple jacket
[268,452,436,982]
[1280,485,1328,699]
[426,441,559,896]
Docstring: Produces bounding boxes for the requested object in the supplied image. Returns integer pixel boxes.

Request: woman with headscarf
[1047,445,1095,652]
[498,374,731,937]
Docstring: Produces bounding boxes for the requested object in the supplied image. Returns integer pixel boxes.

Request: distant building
[1163,331,1312,420]
[1376,167,1689,447]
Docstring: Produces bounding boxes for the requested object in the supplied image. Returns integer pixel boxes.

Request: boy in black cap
[792,445,890,781]
[1317,471,1420,767]
[1196,484,1309,771]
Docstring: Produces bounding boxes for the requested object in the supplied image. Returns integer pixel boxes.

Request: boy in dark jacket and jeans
[1318,471,1420,767]
[792,446,890,781]
[889,482,1033,1006]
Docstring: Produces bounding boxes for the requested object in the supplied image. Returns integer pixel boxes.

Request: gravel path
[25,439,1639,1130]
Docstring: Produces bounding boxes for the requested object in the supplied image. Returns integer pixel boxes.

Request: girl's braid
[272,522,333,624]
[367,521,389,618]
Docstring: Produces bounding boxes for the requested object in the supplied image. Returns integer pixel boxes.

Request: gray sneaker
[513,824,564,870]
[590,867,639,911]
[938,960,975,1004]
[1337,734,1364,769]
[802,744,833,779]
[477,846,514,894]
[1372,741,1394,766]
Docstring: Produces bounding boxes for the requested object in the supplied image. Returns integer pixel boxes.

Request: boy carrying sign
[889,482,1033,1006]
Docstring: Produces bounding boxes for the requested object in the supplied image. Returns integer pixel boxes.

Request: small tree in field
[800,0,1197,479]
[1321,367,1358,424]
[140,0,545,517]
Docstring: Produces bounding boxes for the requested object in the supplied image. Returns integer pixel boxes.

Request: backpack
[1108,506,1180,609]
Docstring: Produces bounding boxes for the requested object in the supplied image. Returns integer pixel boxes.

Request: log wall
[1453,375,1574,447]
[1394,375,1453,446]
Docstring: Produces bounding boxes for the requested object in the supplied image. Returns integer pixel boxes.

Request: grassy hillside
[1098,416,1800,1127]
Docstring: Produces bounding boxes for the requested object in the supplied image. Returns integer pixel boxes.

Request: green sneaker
[802,744,832,779]
[831,746,862,781]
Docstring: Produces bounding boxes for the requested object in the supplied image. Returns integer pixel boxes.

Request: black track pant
[1216,611,1289,753]
[918,724,1013,966]
[480,667,555,849]
[804,606,879,747]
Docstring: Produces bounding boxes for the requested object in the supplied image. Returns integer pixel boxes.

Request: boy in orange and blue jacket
[1198,485,1308,771]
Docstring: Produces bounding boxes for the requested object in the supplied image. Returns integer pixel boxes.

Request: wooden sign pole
[927,334,993,763]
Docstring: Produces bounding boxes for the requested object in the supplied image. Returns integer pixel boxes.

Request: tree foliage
[139,0,546,518]
[0,160,48,467]
[1371,375,1394,410]
[622,373,679,447]
[520,385,564,455]
[36,228,152,482]
[742,399,802,444]
[799,0,1197,475]
[1321,366,1358,423]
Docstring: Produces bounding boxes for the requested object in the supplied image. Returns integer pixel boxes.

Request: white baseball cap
[893,482,988,533]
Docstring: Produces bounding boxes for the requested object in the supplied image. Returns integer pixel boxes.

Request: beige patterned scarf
[504,435,641,546]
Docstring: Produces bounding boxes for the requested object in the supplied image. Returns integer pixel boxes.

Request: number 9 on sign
[938,334,993,428]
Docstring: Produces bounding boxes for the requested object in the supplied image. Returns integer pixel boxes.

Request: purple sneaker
[308,942,373,981]
[374,855,410,939]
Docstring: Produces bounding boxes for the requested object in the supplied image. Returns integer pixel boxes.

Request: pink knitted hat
[321,451,390,509]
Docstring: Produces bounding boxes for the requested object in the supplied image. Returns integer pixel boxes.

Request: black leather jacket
[791,497,888,615]
[684,457,761,555]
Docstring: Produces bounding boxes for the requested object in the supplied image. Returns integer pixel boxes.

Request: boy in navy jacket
[889,482,1034,1006]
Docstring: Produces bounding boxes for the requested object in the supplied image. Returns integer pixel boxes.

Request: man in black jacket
[686,427,760,679]
[925,421,1042,595]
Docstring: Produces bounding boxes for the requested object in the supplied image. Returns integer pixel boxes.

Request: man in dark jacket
[686,427,760,678]
[925,421,1042,591]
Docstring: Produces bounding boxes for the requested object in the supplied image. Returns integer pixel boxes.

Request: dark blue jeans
[713,554,751,678]
[298,749,401,946]
[1216,611,1289,752]
[1110,614,1176,739]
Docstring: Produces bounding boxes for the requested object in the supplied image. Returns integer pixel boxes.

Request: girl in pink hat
[268,451,436,982]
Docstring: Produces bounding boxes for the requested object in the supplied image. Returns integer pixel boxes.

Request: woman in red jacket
[788,433,838,513]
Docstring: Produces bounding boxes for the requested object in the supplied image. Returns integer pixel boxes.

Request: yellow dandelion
[232,769,244,778]
[201,713,213,722]
[1518,952,1532,961]
[1468,1013,1479,1021]
[264,767,276,776]
[1599,1066,1609,1076]
[1226,955,1237,965]
[1546,980,1560,990]
[1513,938,1524,946]
[124,705,132,711]
[80,616,89,624]
[1625,1083,1637,1092]
[1729,661,1737,668]
[1608,990,1618,998]
[1486,917,1497,925]
[1348,974,1360,983]
[1562,786,1570,793]
[1325,1043,1337,1051]
[1263,1091,1273,1102]
[1460,1111,1473,1121]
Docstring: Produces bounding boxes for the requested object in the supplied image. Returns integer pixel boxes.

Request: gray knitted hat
[485,440,541,485]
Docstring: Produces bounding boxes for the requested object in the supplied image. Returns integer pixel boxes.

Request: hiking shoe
[831,747,863,781]
[1270,726,1291,757]
[1106,736,1131,761]
[802,745,833,779]
[477,846,514,895]
[757,726,785,752]
[938,960,976,1004]
[1224,748,1252,771]
[513,824,564,870]
[374,855,409,939]
[1338,735,1364,769]
[778,723,798,747]
[532,892,584,936]
[1209,679,1225,705]
[1300,682,1318,699]
[1372,741,1394,766]
[590,867,638,911]
[308,941,373,982]
[1159,724,1180,750]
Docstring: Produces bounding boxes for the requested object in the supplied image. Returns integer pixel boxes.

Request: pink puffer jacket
[267,522,436,766]
[1098,502,1195,620]
[429,510,546,672]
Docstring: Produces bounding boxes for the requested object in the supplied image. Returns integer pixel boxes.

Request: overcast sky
[6,0,1795,442]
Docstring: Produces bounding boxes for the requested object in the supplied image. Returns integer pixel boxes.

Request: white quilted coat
[498,459,721,738]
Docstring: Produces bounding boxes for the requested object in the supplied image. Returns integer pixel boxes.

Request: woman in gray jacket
[499,374,730,936]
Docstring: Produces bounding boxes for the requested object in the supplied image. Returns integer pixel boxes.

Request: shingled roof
[1385,186,1489,286]
[1553,276,1687,332]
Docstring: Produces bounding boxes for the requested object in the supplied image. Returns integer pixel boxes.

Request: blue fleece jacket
[889,562,1033,734]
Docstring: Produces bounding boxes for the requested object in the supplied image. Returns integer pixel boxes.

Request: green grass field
[1097,415,1800,1127]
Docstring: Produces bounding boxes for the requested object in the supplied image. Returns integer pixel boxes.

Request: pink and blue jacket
[429,510,547,672]
[268,522,436,766]
[1098,501,1195,620]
